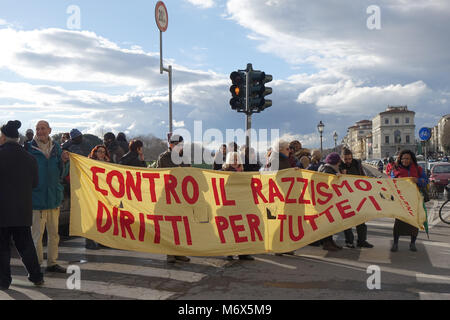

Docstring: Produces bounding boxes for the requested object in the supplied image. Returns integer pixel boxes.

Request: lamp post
[317,121,325,153]
[333,131,338,152]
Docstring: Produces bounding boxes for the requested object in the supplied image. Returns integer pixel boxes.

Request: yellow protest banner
[69,153,427,256]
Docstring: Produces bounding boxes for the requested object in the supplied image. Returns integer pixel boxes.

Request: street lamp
[333,131,338,151]
[317,121,325,153]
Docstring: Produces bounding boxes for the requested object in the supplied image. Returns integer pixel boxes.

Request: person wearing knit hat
[0,120,44,289]
[318,152,343,252]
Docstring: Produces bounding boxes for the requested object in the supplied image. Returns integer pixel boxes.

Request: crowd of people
[0,119,428,290]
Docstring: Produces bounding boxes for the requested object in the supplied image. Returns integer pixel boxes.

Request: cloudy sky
[1,0,449,149]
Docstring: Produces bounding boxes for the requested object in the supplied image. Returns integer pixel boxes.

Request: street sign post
[155,1,173,139]
[419,127,432,171]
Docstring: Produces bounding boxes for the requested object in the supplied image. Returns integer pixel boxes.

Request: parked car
[429,163,450,198]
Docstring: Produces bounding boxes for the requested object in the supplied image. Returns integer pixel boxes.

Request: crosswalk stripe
[13,275,175,300]
[419,292,450,300]
[9,283,52,300]
[0,291,14,300]
[10,258,206,283]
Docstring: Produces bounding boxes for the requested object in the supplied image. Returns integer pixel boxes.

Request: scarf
[34,137,54,159]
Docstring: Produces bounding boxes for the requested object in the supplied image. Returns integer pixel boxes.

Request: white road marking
[254,257,297,270]
[9,283,52,300]
[419,292,450,300]
[14,276,174,300]
[0,290,14,300]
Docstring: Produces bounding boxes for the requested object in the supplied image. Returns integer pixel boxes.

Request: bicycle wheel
[439,200,450,225]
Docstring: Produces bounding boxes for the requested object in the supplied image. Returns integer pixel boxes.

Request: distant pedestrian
[103,132,125,164]
[23,129,34,147]
[0,121,44,290]
[385,157,395,176]
[117,132,129,153]
[25,120,69,273]
[213,144,227,170]
[62,129,88,156]
[390,150,428,253]
[119,139,146,168]
[156,135,191,264]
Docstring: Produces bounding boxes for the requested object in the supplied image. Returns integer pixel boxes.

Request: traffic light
[247,70,273,113]
[229,71,246,112]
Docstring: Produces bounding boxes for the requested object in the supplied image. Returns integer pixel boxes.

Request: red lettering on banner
[278,215,287,242]
[332,180,354,197]
[317,183,333,205]
[142,173,160,202]
[119,210,136,240]
[354,179,372,192]
[183,217,193,246]
[96,200,112,233]
[297,178,311,205]
[182,176,199,205]
[247,214,263,242]
[147,215,164,244]
[336,199,355,219]
[229,215,248,243]
[107,170,125,198]
[215,216,229,244]
[165,216,182,245]
[126,172,142,202]
[319,205,335,223]
[289,216,305,241]
[91,167,108,196]
[304,214,319,231]
[281,177,296,204]
[211,178,221,205]
[310,180,316,206]
[139,213,145,242]
[356,197,368,213]
[164,175,181,204]
[251,178,268,204]
[269,179,284,203]
[112,206,119,236]
[220,178,236,206]
[368,196,382,211]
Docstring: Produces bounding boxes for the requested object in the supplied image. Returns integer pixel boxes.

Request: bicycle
[439,183,450,224]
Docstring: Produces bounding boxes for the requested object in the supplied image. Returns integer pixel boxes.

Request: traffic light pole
[245,67,251,149]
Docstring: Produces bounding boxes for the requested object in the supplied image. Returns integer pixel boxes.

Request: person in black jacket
[339,148,374,249]
[0,121,44,290]
[119,140,147,168]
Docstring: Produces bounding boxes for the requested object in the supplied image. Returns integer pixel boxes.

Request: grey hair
[0,132,20,143]
[273,139,290,153]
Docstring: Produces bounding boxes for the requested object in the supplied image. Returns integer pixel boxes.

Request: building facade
[343,120,372,160]
[372,106,416,159]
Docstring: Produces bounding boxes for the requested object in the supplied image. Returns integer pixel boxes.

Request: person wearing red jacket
[389,150,428,252]
[385,157,395,176]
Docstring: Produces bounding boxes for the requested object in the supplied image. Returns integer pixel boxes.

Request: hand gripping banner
[69,154,427,256]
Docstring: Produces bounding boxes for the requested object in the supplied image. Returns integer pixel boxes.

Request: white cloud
[185,0,216,9]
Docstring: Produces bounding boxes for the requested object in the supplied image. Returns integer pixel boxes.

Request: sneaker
[345,242,356,249]
[46,264,66,273]
[226,256,234,261]
[238,255,255,261]
[357,241,374,248]
[390,243,399,252]
[175,256,190,262]
[167,255,176,263]
[409,243,418,252]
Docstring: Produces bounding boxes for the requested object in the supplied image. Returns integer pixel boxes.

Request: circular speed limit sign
[155,1,168,32]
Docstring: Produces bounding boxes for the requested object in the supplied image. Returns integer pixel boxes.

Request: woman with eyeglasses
[390,150,428,252]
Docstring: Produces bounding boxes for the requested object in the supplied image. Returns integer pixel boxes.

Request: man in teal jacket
[26,121,69,273]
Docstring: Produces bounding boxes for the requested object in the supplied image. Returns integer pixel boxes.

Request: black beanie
[1,120,21,139]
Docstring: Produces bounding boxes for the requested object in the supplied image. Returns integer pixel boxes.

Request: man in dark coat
[104,132,125,164]
[156,135,191,264]
[339,148,374,249]
[0,120,44,290]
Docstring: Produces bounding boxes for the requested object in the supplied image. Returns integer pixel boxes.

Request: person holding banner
[390,150,428,252]
[318,153,343,251]
[221,151,255,261]
[339,148,374,249]
[157,135,191,264]
[119,139,146,168]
